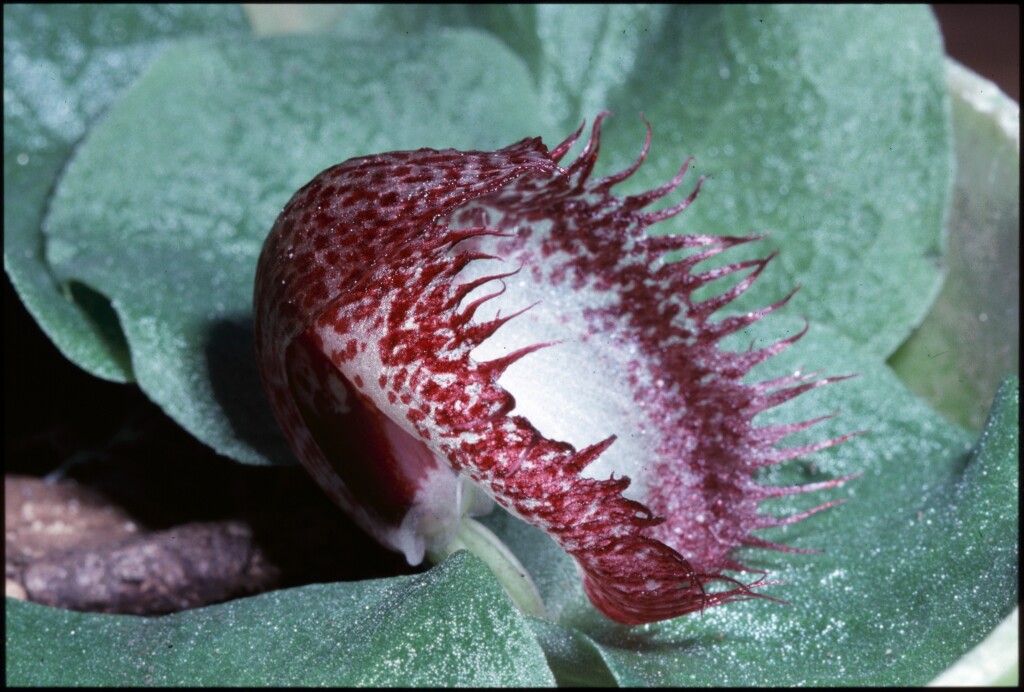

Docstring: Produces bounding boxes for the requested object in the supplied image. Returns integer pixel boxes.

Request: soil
[5,276,421,616]
[4,407,422,616]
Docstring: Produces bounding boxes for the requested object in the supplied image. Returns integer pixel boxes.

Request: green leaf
[526,617,617,687]
[482,320,1018,685]
[5,551,556,686]
[337,5,954,358]
[41,32,541,465]
[3,3,250,382]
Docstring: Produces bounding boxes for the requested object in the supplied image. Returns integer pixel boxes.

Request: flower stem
[427,517,547,619]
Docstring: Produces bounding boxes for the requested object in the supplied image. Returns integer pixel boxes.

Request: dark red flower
[254,113,856,625]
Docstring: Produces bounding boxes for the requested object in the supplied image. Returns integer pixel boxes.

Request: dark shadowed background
[933,4,1019,101]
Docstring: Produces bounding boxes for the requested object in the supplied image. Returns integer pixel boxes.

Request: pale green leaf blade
[3,3,251,382]
[526,617,617,687]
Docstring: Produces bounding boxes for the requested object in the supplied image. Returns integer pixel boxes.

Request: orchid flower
[254,113,856,625]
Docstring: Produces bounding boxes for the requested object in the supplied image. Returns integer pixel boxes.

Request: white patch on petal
[459,240,662,503]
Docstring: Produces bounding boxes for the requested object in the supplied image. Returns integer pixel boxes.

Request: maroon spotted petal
[253,113,857,625]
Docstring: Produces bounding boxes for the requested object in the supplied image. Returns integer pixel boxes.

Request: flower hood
[253,114,855,625]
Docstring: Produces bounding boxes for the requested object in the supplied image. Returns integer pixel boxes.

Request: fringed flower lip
[253,112,861,625]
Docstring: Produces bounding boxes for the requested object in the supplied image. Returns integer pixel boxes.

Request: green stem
[427,517,547,620]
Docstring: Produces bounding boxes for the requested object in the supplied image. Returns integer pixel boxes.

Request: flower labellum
[254,113,856,625]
